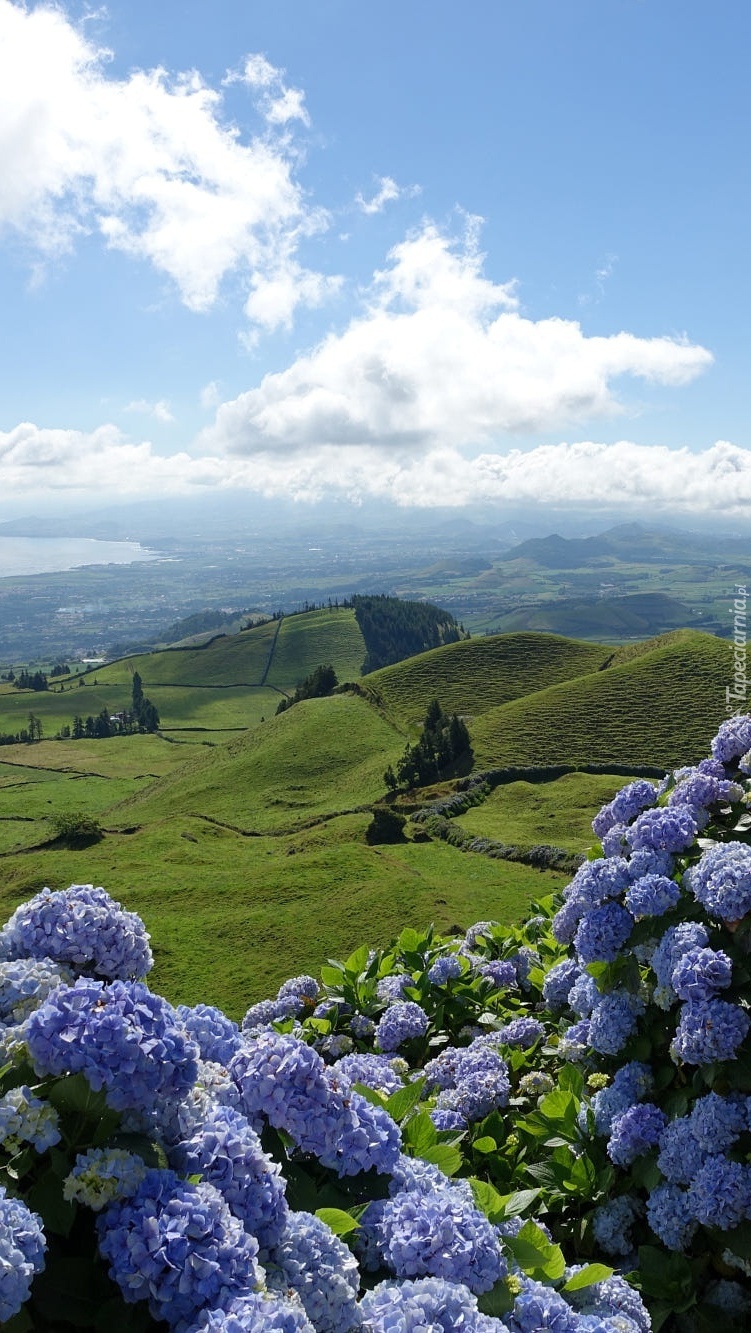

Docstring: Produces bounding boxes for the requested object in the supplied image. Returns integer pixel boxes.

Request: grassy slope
[362,633,611,730]
[471,630,729,769]
[265,608,366,691]
[0,811,567,1016]
[457,772,634,854]
[115,693,405,833]
[94,619,279,686]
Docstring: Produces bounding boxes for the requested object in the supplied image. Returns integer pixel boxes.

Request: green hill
[490,592,703,639]
[471,629,729,769]
[362,633,611,730]
[265,608,366,689]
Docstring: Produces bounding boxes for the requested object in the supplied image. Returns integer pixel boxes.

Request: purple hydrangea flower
[496,1016,545,1048]
[574,901,633,964]
[687,1155,751,1230]
[26,977,199,1112]
[265,1210,361,1333]
[477,958,518,989]
[589,989,644,1056]
[690,1092,746,1152]
[332,1052,403,1096]
[672,999,750,1064]
[607,1103,667,1166]
[684,842,751,923]
[0,884,152,980]
[0,1187,46,1322]
[651,922,709,991]
[427,955,462,985]
[375,1001,429,1052]
[671,946,733,1003]
[542,959,580,1010]
[358,1276,488,1332]
[625,874,681,919]
[592,1195,641,1256]
[590,1062,654,1136]
[171,1104,288,1250]
[176,1003,242,1067]
[97,1169,261,1327]
[592,780,657,837]
[626,807,699,853]
[711,715,751,764]
[379,1188,507,1293]
[657,1117,709,1185]
[646,1183,697,1252]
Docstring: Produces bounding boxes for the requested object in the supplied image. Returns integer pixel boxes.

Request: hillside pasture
[471,631,730,770]
[363,632,610,730]
[456,771,637,854]
[264,607,366,692]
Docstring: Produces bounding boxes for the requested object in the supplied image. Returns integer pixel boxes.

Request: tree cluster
[352,594,465,673]
[276,664,338,714]
[13,669,49,691]
[384,698,473,791]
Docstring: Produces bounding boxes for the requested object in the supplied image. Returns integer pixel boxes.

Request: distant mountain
[500,522,751,568]
[490,591,712,639]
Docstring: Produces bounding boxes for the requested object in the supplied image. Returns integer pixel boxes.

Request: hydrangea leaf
[563,1262,615,1291]
[315,1207,360,1236]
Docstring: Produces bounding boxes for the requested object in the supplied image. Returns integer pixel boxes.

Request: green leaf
[473,1136,497,1154]
[563,1263,615,1291]
[46,1073,107,1120]
[505,1220,566,1282]
[352,1081,388,1109]
[319,966,344,987]
[537,1088,577,1125]
[385,1077,426,1123]
[402,1110,438,1153]
[94,1298,155,1333]
[557,1065,584,1096]
[469,1177,508,1223]
[477,1280,515,1318]
[398,927,424,954]
[496,1188,542,1217]
[345,944,371,976]
[419,1143,463,1175]
[28,1167,77,1237]
[315,1207,360,1236]
[636,1246,694,1303]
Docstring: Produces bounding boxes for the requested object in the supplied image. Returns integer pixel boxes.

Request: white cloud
[0,1,327,325]
[200,381,221,410]
[355,175,420,215]
[200,223,712,457]
[2,420,750,516]
[124,399,175,423]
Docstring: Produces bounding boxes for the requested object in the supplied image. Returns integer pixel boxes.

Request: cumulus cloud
[0,1,329,325]
[2,420,749,516]
[355,175,421,215]
[199,223,712,457]
[124,399,175,423]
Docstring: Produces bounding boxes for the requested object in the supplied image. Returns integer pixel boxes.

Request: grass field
[0,809,569,1017]
[265,608,366,691]
[363,633,611,730]
[471,630,730,769]
[115,692,405,834]
[456,772,635,854]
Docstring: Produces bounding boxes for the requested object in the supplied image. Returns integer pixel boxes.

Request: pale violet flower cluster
[0,1187,46,1323]
[0,956,73,1024]
[242,975,320,1032]
[0,884,153,980]
[63,1147,148,1209]
[0,1084,60,1153]
[375,1001,429,1052]
[265,1210,362,1333]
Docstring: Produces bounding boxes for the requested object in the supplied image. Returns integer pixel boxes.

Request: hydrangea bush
[3,715,751,1330]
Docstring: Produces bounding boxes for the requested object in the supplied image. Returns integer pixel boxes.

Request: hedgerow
[2,715,751,1330]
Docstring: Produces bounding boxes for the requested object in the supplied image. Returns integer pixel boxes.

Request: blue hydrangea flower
[705,1280,751,1318]
[684,842,751,923]
[265,1211,362,1333]
[687,1155,751,1230]
[427,955,463,985]
[277,975,319,1005]
[592,780,658,837]
[463,921,498,950]
[607,1103,667,1166]
[646,1183,697,1251]
[542,959,580,1010]
[510,1276,579,1332]
[496,1016,545,1048]
[668,770,742,815]
[657,1117,708,1185]
[26,977,199,1112]
[589,990,644,1056]
[0,1186,46,1323]
[378,1187,506,1293]
[566,1271,651,1333]
[627,846,676,880]
[97,1168,261,1327]
[671,946,733,1003]
[711,715,751,763]
[671,999,750,1064]
[650,922,709,992]
[318,1034,354,1059]
[431,1107,467,1130]
[348,1013,375,1038]
[553,860,631,944]
[358,1276,490,1332]
[568,971,600,1017]
[375,1001,429,1052]
[183,1292,315,1332]
[241,997,294,1032]
[63,1148,148,1210]
[171,1103,288,1250]
[0,884,152,980]
[601,823,630,857]
[590,1063,654,1135]
[574,902,633,964]
[626,807,698,853]
[0,1084,60,1152]
[376,974,412,1003]
[689,1092,746,1152]
[558,1019,591,1060]
[332,1052,403,1096]
[477,958,518,989]
[0,956,73,1023]
[624,874,681,919]
[592,1195,641,1256]
[176,1003,242,1067]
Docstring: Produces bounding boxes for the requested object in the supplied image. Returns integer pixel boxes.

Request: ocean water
[0,536,159,579]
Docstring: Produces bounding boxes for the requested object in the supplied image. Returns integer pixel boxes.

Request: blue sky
[0,0,749,517]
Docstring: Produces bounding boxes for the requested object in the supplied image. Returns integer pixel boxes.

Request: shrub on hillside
[365,806,407,844]
[49,810,104,847]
